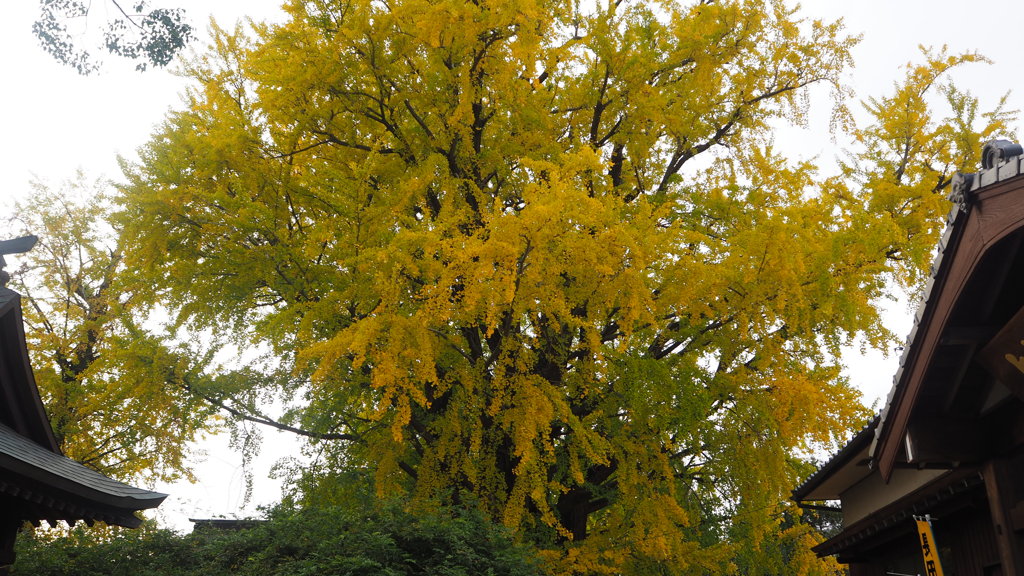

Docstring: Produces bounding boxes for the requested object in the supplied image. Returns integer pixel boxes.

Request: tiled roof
[0,287,61,451]
[791,415,877,501]
[0,422,166,505]
[0,421,166,527]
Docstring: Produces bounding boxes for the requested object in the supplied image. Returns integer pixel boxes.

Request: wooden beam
[940,325,1002,346]
[978,303,1024,402]
[905,418,987,464]
[984,458,1024,574]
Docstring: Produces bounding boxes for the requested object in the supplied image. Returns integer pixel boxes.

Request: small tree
[7,175,216,483]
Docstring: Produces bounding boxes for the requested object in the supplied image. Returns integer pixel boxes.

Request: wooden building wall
[846,491,1001,576]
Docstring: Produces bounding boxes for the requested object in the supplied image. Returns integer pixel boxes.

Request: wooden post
[984,459,1024,574]
[0,519,18,576]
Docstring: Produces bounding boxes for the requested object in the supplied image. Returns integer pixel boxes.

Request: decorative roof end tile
[981,139,1023,170]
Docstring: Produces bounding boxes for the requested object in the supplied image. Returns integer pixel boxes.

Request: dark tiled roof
[791,415,878,501]
[0,287,60,451]
[189,518,265,531]
[0,422,166,526]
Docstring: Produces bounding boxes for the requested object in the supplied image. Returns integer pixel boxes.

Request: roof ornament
[0,235,38,288]
[949,172,974,205]
[981,139,1023,170]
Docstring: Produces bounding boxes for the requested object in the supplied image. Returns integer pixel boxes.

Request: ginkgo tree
[114,0,1012,573]
[7,177,217,483]
[844,49,1015,285]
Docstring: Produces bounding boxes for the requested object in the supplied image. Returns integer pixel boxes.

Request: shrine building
[793,140,1024,576]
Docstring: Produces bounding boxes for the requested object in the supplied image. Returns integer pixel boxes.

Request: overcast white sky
[1,0,1022,530]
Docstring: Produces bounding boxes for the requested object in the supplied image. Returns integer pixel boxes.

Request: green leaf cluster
[33,0,193,74]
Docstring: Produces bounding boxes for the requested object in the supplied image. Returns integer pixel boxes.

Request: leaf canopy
[114,0,1013,573]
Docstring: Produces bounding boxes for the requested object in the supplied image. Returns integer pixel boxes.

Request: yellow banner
[915,517,945,576]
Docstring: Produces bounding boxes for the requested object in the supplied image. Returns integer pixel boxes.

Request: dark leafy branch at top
[33,0,193,74]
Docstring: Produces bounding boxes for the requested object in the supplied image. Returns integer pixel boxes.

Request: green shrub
[12,505,542,576]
